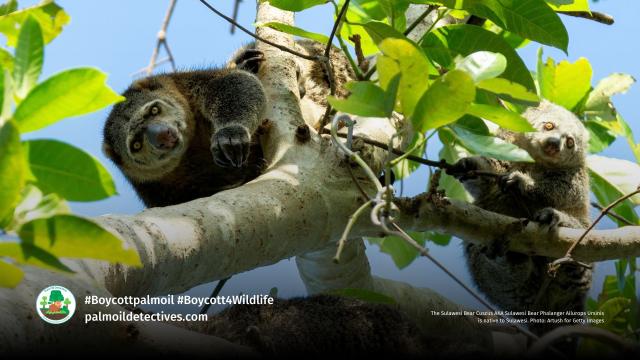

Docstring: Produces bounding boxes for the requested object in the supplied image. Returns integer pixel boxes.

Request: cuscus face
[103,80,192,182]
[512,100,589,168]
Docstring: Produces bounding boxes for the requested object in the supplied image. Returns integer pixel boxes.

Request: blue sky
[15,0,639,312]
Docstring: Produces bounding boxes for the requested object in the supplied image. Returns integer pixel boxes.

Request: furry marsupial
[103,50,267,207]
[448,100,592,348]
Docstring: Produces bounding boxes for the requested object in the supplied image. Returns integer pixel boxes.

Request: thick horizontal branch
[558,10,614,25]
[391,194,640,263]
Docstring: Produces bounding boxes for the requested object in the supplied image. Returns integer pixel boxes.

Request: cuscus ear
[130,77,163,92]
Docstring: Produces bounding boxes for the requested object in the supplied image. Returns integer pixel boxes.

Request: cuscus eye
[543,122,555,131]
[150,105,161,116]
[132,141,142,152]
[566,137,575,148]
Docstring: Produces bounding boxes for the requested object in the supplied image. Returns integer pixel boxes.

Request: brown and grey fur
[103,51,267,207]
[189,294,484,357]
[449,101,592,345]
[230,40,355,127]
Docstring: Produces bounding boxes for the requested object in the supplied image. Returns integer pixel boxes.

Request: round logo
[36,285,76,324]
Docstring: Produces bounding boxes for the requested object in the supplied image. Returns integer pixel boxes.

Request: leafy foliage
[260,1,639,339]
[0,1,138,288]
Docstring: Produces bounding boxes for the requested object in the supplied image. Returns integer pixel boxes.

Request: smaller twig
[199,0,317,61]
[334,200,373,263]
[327,130,501,179]
[338,34,363,79]
[348,35,368,74]
[347,165,371,201]
[325,0,350,59]
[230,0,242,34]
[591,201,634,226]
[528,325,639,357]
[389,136,426,167]
[319,0,350,131]
[163,42,177,70]
[326,130,441,167]
[550,187,640,273]
[200,277,231,314]
[558,11,614,25]
[131,58,171,76]
[145,0,178,75]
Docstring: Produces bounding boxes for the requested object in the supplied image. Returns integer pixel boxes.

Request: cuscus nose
[543,137,561,156]
[146,123,178,150]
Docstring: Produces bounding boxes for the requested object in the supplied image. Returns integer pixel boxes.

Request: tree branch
[558,11,615,25]
[139,0,178,76]
[393,195,640,263]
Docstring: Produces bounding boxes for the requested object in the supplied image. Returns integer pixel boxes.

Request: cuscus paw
[233,49,264,74]
[211,125,251,168]
[499,172,526,194]
[446,157,482,181]
[533,207,562,232]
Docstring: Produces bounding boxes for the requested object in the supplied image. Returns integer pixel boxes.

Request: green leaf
[392,132,425,180]
[0,46,13,71]
[0,69,4,117]
[422,24,535,91]
[0,0,18,16]
[588,158,639,225]
[426,231,452,246]
[585,120,616,154]
[412,70,476,132]
[0,121,26,227]
[453,127,534,162]
[583,73,635,121]
[377,37,432,117]
[455,114,491,135]
[0,69,12,120]
[455,51,506,83]
[597,297,631,334]
[0,260,23,288]
[328,80,395,117]
[340,1,382,56]
[255,21,329,43]
[0,1,70,46]
[23,139,116,202]
[467,103,535,132]
[14,68,124,133]
[586,73,635,110]
[423,0,568,51]
[0,242,73,273]
[438,129,473,201]
[267,0,326,12]
[537,53,592,111]
[361,20,404,45]
[18,214,141,266]
[476,78,539,103]
[11,185,70,227]
[13,15,44,99]
[328,288,396,304]
[368,232,424,269]
[616,115,640,163]
[587,155,640,206]
[378,0,409,32]
[547,0,589,11]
